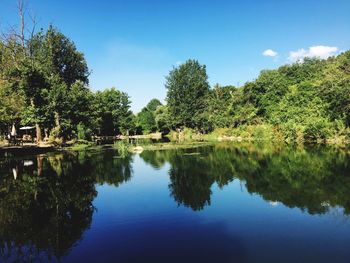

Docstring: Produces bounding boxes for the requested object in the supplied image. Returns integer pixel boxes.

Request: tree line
[1,4,349,143]
[0,12,134,141]
[154,52,350,143]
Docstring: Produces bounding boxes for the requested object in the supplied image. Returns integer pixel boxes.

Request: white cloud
[308,46,338,58]
[288,45,338,62]
[262,49,278,57]
[288,48,307,62]
[269,201,279,207]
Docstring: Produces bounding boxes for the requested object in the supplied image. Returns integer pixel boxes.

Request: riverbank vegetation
[156,55,350,144]
[1,2,349,146]
[0,5,133,143]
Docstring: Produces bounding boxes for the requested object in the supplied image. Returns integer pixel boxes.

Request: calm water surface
[1,143,350,262]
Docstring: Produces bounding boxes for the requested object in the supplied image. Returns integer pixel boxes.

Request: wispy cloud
[288,45,338,62]
[262,49,278,57]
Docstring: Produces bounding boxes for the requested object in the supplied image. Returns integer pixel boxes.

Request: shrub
[252,124,274,141]
[77,123,92,140]
[280,122,305,143]
[114,141,130,157]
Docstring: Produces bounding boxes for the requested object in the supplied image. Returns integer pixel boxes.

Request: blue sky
[1,0,349,112]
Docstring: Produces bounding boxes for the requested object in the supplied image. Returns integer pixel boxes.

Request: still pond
[1,142,350,262]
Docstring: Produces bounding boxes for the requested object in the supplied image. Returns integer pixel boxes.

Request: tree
[135,98,162,134]
[31,26,90,138]
[0,80,25,133]
[1,2,141,141]
[95,88,133,135]
[319,51,350,126]
[270,82,332,141]
[206,84,236,129]
[145,98,162,112]
[0,1,51,141]
[154,105,171,134]
[165,59,210,130]
[136,109,156,134]
[1,14,94,140]
[68,81,96,136]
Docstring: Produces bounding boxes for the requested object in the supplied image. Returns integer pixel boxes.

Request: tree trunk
[44,128,48,140]
[30,98,42,143]
[54,111,61,138]
[35,123,42,143]
[37,155,43,176]
[54,111,60,128]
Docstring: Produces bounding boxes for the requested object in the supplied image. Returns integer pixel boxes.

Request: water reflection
[0,149,133,262]
[1,143,350,261]
[140,143,350,214]
[0,154,96,261]
[91,150,133,187]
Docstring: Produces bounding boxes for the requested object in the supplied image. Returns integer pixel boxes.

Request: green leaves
[0,23,135,139]
[0,81,25,125]
[165,59,210,130]
[160,51,350,143]
[135,98,162,134]
[95,88,133,135]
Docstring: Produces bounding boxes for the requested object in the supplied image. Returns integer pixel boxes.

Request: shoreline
[0,144,56,155]
[1,135,349,157]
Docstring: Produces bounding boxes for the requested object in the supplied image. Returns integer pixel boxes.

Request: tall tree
[31,26,90,137]
[0,1,46,141]
[165,59,210,130]
[95,88,133,135]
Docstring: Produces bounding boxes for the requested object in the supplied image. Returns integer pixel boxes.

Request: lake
[1,142,350,263]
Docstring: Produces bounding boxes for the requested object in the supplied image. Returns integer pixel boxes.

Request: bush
[211,128,231,137]
[303,118,331,142]
[280,122,305,143]
[252,124,274,141]
[77,123,91,140]
[327,120,350,144]
[114,141,130,157]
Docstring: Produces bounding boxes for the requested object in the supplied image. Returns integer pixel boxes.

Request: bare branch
[28,12,37,39]
[17,0,26,48]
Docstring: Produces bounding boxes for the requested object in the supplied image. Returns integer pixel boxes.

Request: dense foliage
[160,54,350,143]
[135,99,162,134]
[0,23,133,140]
[1,7,349,144]
[165,59,210,131]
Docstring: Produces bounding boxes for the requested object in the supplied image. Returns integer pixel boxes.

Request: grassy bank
[166,125,350,145]
[3,126,348,157]
[138,141,212,151]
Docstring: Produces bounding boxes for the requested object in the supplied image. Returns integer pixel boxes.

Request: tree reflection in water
[0,153,96,261]
[0,148,133,262]
[89,150,133,186]
[1,143,350,260]
[140,143,350,214]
